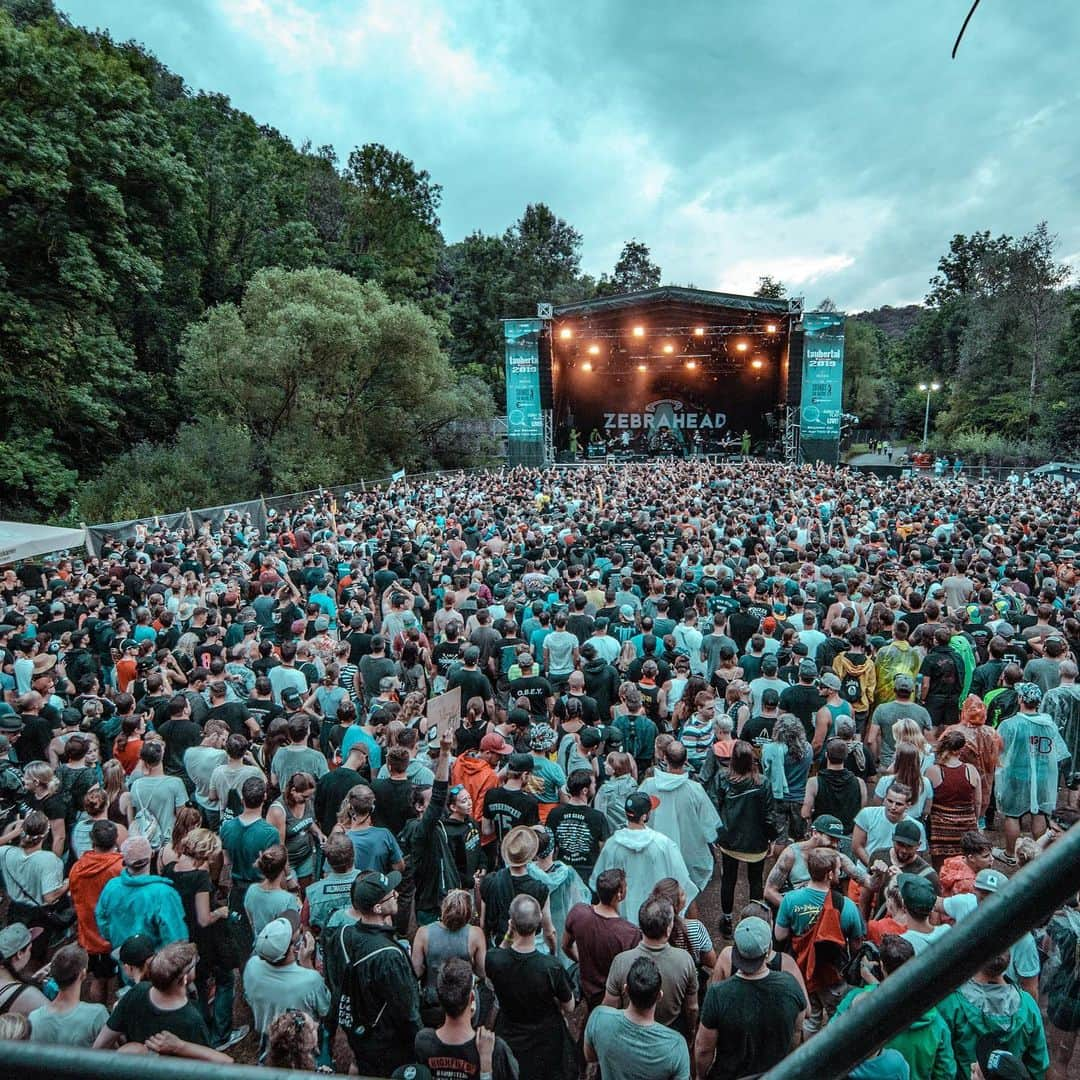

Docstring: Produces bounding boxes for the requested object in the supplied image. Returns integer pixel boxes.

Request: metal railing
[764,821,1080,1079]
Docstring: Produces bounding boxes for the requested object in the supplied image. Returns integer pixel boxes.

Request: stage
[502,286,844,467]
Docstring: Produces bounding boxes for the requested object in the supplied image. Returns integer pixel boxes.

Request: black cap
[119,934,155,966]
[507,752,534,774]
[351,869,402,912]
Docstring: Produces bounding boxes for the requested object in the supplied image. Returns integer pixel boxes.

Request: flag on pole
[392,468,406,482]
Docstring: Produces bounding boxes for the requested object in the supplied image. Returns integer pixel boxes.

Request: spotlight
[736,341,749,352]
[751,358,764,369]
[663,343,675,354]
[559,327,572,339]
[693,327,705,337]
[685,360,697,370]
[582,360,593,372]
[766,323,778,334]
[587,344,600,355]
[637,363,647,372]
[632,326,645,337]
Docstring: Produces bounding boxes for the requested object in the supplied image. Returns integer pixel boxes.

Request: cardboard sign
[427,686,462,736]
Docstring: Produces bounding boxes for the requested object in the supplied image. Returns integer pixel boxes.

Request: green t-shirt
[29,1001,110,1047]
[584,1005,690,1080]
[220,815,280,885]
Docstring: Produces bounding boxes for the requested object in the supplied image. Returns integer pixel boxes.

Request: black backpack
[840,674,863,705]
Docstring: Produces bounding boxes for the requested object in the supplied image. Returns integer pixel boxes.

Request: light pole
[918,382,940,445]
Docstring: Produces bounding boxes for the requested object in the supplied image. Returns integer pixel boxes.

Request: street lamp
[918,382,941,445]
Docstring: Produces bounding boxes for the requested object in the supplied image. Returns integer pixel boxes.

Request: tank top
[272,798,315,869]
[812,769,863,835]
[933,761,975,809]
[422,922,471,998]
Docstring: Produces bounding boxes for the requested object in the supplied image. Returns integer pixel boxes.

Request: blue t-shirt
[530,754,567,805]
[340,726,383,771]
[346,826,403,873]
[777,884,865,939]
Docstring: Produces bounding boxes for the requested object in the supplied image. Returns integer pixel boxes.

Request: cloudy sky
[63,0,1080,310]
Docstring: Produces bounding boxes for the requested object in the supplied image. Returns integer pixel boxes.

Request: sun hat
[501,825,540,868]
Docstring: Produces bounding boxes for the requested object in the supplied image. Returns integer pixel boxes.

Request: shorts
[775,801,807,845]
[88,951,118,979]
[804,982,847,1035]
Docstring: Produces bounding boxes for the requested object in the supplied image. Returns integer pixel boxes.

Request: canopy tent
[0,521,86,564]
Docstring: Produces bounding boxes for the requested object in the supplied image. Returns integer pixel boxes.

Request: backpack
[129,781,163,850]
[840,674,863,706]
[791,887,851,993]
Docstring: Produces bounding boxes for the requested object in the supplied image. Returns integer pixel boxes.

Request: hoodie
[94,869,189,951]
[833,652,876,713]
[588,825,698,924]
[68,850,123,954]
[593,774,637,831]
[451,753,499,844]
[935,980,1049,1080]
[838,984,956,1080]
[639,770,722,892]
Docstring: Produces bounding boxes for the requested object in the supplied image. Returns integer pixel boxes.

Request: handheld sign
[427,686,462,737]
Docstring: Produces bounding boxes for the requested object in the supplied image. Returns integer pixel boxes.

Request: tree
[596,239,661,295]
[815,297,839,313]
[446,232,513,390]
[843,321,887,427]
[502,204,585,315]
[179,268,493,490]
[753,275,787,299]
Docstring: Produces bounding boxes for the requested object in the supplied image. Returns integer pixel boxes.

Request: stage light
[751,358,764,369]
[637,363,647,372]
[685,360,698,370]
[559,326,572,339]
[587,344,600,355]
[736,341,749,352]
[663,343,675,354]
[582,360,593,372]
[694,327,705,336]
[632,326,645,337]
[766,323,778,334]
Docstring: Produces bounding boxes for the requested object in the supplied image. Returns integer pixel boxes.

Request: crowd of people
[0,458,1079,1080]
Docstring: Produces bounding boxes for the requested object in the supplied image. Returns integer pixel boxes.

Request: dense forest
[1,1,1078,523]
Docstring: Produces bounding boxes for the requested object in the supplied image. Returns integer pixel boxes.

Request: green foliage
[753,275,787,299]
[179,268,494,491]
[595,239,661,296]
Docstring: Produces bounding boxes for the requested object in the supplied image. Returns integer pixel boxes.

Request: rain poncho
[589,825,698,923]
[638,770,722,893]
[528,859,590,970]
[995,711,1069,817]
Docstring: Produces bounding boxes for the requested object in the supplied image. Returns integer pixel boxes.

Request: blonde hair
[891,717,929,757]
[102,758,127,803]
[440,889,472,932]
[1014,837,1039,867]
[182,827,222,864]
[0,1013,30,1041]
[24,762,59,797]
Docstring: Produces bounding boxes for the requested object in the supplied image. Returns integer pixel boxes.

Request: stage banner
[800,312,845,462]
[504,318,545,464]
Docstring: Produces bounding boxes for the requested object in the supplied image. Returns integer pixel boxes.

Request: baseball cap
[812,815,845,839]
[121,835,153,866]
[892,819,922,846]
[118,934,155,966]
[898,873,937,917]
[516,650,534,666]
[974,868,1008,894]
[625,791,660,821]
[507,752,534,774]
[579,726,603,748]
[352,870,402,913]
[820,671,842,691]
[0,711,23,733]
[281,687,303,709]
[1016,682,1043,705]
[799,658,819,678]
[731,916,772,971]
[0,923,42,960]
[620,604,635,618]
[479,731,512,755]
[508,707,532,728]
[975,1035,1035,1079]
[893,673,915,692]
[254,910,301,962]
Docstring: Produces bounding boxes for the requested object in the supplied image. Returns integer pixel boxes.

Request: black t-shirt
[207,701,253,736]
[485,945,571,1021]
[699,970,806,1080]
[546,803,611,880]
[448,668,493,712]
[315,766,366,836]
[158,717,203,776]
[105,980,211,1045]
[480,870,549,944]
[779,684,826,741]
[244,697,283,733]
[482,786,540,853]
[370,776,416,838]
[18,788,69,825]
[507,675,553,716]
[16,713,57,765]
[414,1028,518,1080]
[740,713,776,744]
[165,865,212,942]
[919,646,961,700]
[431,641,464,679]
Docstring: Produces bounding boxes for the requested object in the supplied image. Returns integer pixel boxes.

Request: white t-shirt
[0,846,64,905]
[901,924,951,954]
[853,807,927,863]
[874,774,934,819]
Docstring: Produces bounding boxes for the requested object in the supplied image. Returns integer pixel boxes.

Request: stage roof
[554,285,793,318]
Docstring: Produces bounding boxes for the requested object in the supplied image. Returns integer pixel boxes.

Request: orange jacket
[69,850,123,954]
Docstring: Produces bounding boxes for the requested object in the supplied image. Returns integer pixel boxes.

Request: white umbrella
[0,521,86,564]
